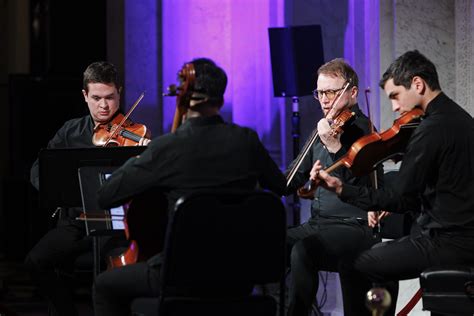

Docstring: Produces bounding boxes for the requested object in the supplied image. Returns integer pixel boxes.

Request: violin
[286,81,355,199]
[326,107,423,175]
[298,107,424,197]
[108,63,196,269]
[92,92,151,147]
[93,113,150,147]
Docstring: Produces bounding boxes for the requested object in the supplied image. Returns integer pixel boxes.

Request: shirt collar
[179,115,224,129]
[424,92,446,117]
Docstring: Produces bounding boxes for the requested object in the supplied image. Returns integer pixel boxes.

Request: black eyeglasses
[313,86,346,101]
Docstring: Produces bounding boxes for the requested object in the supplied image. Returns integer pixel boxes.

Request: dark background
[3,0,108,259]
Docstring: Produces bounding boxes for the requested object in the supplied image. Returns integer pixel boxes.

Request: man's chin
[96,116,113,124]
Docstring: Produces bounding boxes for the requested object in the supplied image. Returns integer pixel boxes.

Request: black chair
[420,266,474,316]
[131,190,287,316]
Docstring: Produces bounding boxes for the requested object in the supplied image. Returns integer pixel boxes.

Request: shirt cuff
[340,183,359,201]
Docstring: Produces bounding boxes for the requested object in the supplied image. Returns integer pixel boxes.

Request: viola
[92,92,151,147]
[326,107,423,175]
[298,107,424,197]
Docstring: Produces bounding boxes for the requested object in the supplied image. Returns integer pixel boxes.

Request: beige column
[455,0,474,116]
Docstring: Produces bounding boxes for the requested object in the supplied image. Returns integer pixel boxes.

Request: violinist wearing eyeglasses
[285,58,383,316]
[25,61,151,316]
[311,50,474,316]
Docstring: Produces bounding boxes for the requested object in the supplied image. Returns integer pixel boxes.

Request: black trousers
[287,216,380,316]
[24,219,90,316]
[24,217,125,316]
[355,229,474,316]
[93,261,161,316]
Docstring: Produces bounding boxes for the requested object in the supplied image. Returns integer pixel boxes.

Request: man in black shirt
[93,58,287,316]
[285,59,382,316]
[312,50,474,315]
[26,61,150,316]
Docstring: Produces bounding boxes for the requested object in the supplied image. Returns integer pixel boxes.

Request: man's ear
[82,89,88,101]
[350,86,358,99]
[412,76,426,94]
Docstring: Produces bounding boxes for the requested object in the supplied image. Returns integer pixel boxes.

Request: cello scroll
[164,63,196,132]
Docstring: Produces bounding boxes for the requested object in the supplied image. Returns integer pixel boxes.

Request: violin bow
[365,87,382,235]
[103,91,146,146]
[286,80,352,187]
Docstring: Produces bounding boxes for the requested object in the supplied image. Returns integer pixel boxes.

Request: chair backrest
[159,190,286,297]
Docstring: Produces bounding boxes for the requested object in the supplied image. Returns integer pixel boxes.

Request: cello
[106,63,196,268]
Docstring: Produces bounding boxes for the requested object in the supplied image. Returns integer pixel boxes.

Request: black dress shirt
[30,115,95,190]
[97,115,287,210]
[341,93,474,230]
[286,104,382,219]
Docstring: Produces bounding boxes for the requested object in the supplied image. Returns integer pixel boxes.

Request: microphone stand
[291,96,301,225]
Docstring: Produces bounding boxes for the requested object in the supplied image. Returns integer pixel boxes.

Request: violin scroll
[329,110,355,137]
[297,181,317,199]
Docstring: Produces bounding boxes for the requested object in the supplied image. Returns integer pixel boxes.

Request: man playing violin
[311,50,474,315]
[285,58,383,316]
[92,58,287,316]
[26,61,150,316]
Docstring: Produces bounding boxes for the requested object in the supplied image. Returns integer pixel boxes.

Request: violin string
[104,92,146,146]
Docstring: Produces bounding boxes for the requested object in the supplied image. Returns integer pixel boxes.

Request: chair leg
[279,276,285,316]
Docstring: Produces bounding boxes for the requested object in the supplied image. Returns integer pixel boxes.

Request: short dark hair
[317,58,359,89]
[379,50,441,90]
[191,58,227,104]
[83,61,120,92]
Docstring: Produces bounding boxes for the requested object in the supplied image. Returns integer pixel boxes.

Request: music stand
[39,146,145,210]
[77,165,127,236]
[39,146,146,277]
[268,25,324,225]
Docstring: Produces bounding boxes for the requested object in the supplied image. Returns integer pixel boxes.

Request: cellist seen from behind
[93,58,287,316]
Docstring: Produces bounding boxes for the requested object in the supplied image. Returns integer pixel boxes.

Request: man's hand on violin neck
[318,119,342,153]
[310,160,343,195]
